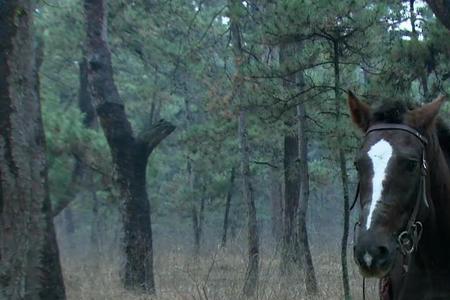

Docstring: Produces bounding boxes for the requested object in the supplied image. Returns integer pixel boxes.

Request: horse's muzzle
[354,230,396,278]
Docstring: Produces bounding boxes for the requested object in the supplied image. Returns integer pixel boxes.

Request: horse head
[348,92,445,278]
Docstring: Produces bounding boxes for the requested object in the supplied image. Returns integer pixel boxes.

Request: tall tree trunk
[229,0,259,295]
[79,58,98,129]
[426,0,450,31]
[281,134,300,273]
[192,202,200,254]
[221,167,236,248]
[239,110,259,296]
[185,97,203,257]
[192,184,206,256]
[198,194,205,251]
[269,163,282,244]
[279,42,301,275]
[0,1,66,298]
[90,189,101,252]
[333,40,351,300]
[41,192,67,299]
[83,0,175,293]
[297,100,318,295]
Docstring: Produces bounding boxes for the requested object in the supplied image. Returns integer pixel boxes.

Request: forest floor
[61,245,380,300]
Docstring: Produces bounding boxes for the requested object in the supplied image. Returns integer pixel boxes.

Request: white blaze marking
[363,252,373,268]
[366,139,393,230]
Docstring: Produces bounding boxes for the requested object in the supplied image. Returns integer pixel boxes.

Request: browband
[366,123,428,146]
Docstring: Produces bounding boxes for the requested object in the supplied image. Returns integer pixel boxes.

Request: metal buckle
[398,221,423,255]
[422,152,428,175]
[398,231,414,255]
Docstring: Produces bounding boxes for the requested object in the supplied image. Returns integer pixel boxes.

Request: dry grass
[60,244,381,300]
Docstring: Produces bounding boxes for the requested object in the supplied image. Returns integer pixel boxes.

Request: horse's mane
[370,99,450,158]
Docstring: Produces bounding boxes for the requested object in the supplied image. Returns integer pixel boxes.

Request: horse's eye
[353,161,359,171]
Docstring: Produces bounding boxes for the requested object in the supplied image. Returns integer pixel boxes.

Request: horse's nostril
[377,246,389,258]
[357,245,391,269]
[374,246,391,268]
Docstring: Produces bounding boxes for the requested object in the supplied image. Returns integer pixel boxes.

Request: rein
[351,123,430,300]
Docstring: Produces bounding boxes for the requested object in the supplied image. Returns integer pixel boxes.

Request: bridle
[351,123,430,299]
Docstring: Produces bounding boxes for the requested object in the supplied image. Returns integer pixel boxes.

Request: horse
[348,92,450,300]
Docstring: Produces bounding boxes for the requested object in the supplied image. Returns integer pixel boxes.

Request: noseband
[352,123,429,258]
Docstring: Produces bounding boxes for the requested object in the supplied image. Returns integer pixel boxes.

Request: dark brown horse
[348,92,450,300]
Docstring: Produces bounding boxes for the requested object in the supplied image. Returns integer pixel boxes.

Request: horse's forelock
[371,100,409,124]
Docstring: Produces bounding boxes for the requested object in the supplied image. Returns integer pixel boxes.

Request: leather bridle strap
[365,123,428,146]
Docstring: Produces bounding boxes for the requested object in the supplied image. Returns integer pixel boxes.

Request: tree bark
[279,42,301,275]
[281,134,300,273]
[426,0,450,31]
[333,40,351,300]
[269,163,282,244]
[297,101,318,295]
[90,189,101,252]
[79,58,98,129]
[221,167,236,248]
[184,97,204,257]
[229,0,259,295]
[238,110,259,297]
[192,184,205,256]
[192,201,199,253]
[83,0,175,293]
[198,194,205,252]
[0,1,66,298]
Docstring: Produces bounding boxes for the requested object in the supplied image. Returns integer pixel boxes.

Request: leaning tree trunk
[426,0,450,31]
[0,1,66,298]
[333,39,351,300]
[83,0,175,293]
[229,0,259,296]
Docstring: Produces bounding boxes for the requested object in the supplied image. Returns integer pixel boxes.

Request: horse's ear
[407,95,447,129]
[348,91,370,131]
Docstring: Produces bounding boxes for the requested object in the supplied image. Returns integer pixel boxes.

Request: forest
[1,0,450,299]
